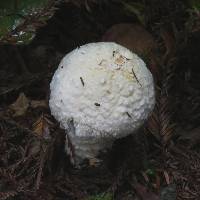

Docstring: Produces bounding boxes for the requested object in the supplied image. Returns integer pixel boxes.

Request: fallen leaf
[30,100,48,108]
[89,158,101,167]
[33,114,51,139]
[102,23,157,57]
[9,93,29,117]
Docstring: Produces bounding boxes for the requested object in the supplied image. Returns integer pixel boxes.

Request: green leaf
[0,15,20,36]
[146,168,156,177]
[0,0,50,16]
[16,0,49,15]
[86,193,113,200]
[0,0,56,44]
[15,31,35,44]
[187,0,200,11]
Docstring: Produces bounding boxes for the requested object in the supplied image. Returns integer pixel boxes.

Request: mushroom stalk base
[66,134,114,165]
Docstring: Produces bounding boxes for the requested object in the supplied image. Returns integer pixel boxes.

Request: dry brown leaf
[9,93,29,117]
[89,158,101,167]
[102,23,157,57]
[30,100,48,108]
[9,93,47,117]
[32,114,51,139]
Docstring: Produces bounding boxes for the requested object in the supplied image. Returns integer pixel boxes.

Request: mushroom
[49,42,155,165]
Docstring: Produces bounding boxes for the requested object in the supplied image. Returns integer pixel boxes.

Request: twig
[35,145,47,190]
[132,68,142,87]
[80,77,84,86]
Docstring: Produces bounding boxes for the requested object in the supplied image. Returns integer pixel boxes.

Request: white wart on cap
[49,42,155,163]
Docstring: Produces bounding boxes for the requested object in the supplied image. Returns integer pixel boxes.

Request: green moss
[0,0,54,44]
[86,192,113,200]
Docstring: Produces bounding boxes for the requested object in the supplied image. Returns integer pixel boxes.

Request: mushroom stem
[68,134,114,165]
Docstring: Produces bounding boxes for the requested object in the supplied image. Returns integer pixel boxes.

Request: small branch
[94,103,100,106]
[80,77,84,86]
[132,68,142,87]
[35,145,47,190]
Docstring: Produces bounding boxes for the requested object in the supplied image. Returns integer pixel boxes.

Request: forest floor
[0,1,200,200]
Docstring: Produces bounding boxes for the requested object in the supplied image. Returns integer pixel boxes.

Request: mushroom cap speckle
[49,42,155,161]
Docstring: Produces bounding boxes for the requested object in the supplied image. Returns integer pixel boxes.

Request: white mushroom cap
[49,42,155,163]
